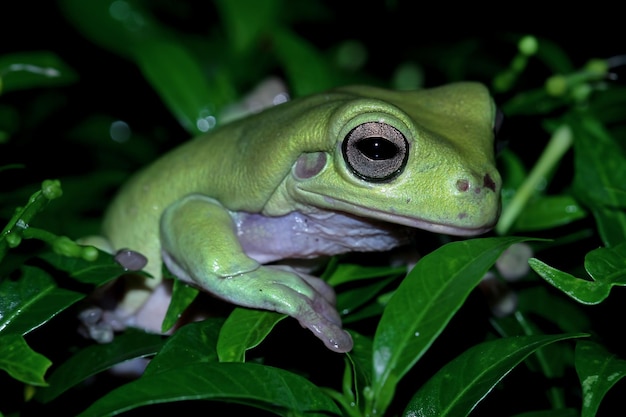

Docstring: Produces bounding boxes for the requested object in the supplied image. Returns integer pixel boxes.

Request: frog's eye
[342,122,409,182]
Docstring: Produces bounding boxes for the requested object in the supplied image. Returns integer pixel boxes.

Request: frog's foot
[294,289,353,352]
[267,267,353,353]
[272,264,337,306]
[202,264,353,353]
[77,306,122,344]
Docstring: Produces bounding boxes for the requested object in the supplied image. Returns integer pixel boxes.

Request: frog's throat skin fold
[101,82,502,353]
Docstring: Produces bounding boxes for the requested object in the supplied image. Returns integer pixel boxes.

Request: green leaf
[38,330,166,402]
[76,362,341,417]
[0,51,77,93]
[403,333,585,417]
[338,276,395,324]
[326,263,405,286]
[146,319,223,375]
[346,331,374,400]
[59,0,165,59]
[529,242,626,304]
[0,333,52,386]
[573,115,626,208]
[575,340,626,417]
[371,236,531,415]
[585,241,626,282]
[514,195,587,231]
[161,278,199,332]
[133,39,219,136]
[217,308,286,362]
[515,287,591,334]
[37,249,135,286]
[511,409,579,417]
[0,266,83,335]
[271,28,335,96]
[572,114,626,246]
[589,205,626,249]
[215,0,281,54]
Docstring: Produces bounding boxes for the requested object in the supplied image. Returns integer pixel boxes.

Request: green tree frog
[98,82,501,353]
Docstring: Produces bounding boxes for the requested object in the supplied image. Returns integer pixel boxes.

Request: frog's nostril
[483,174,496,192]
[456,179,469,192]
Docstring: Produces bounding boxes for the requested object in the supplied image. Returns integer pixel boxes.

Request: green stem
[496,124,573,235]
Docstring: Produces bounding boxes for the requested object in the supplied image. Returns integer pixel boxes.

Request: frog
[95,82,502,354]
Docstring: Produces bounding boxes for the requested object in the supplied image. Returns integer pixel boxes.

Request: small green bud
[42,179,63,200]
[5,232,22,248]
[518,36,538,56]
[81,245,99,261]
[584,58,608,77]
[545,75,568,96]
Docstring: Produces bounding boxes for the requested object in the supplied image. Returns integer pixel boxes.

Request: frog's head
[271,82,502,236]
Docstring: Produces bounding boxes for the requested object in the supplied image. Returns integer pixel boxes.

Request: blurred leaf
[514,195,587,231]
[588,206,626,249]
[572,115,626,207]
[511,409,579,417]
[271,28,335,96]
[371,236,531,415]
[217,308,286,362]
[535,37,576,74]
[38,330,166,402]
[146,319,222,375]
[403,334,585,417]
[529,242,626,304]
[77,362,341,417]
[133,39,220,136]
[572,114,626,246]
[0,266,83,335]
[503,88,563,116]
[0,51,77,93]
[575,340,626,417]
[0,333,52,386]
[215,0,281,54]
[59,0,165,58]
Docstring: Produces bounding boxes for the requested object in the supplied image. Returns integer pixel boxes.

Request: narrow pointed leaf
[217,308,286,362]
[372,236,530,414]
[161,278,199,332]
[403,333,585,417]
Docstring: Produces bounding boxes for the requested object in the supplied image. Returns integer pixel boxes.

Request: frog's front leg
[160,194,353,353]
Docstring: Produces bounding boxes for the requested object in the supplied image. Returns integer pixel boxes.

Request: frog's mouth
[314,195,499,237]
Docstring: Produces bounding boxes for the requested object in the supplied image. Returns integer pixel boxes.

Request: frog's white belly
[232,210,413,264]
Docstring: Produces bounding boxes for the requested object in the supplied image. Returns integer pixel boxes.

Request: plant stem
[496,124,573,235]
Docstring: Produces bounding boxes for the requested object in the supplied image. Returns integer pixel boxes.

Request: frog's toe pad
[297,297,353,353]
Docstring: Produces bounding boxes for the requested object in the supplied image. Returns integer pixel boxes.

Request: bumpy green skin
[102,82,501,352]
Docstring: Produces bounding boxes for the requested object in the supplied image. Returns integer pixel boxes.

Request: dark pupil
[356,137,398,160]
